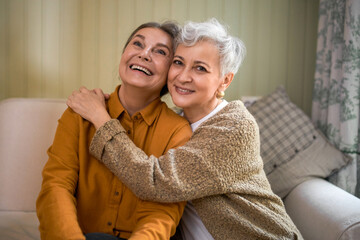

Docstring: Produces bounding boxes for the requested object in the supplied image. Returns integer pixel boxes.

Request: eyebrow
[174,55,211,68]
[133,34,171,52]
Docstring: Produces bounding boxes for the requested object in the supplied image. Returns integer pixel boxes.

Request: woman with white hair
[67,18,302,239]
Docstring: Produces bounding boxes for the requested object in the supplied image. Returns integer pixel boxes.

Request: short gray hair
[177,18,246,76]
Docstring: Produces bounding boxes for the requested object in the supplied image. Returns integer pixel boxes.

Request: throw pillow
[247,86,352,198]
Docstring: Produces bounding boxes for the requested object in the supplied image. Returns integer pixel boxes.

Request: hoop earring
[216,91,225,99]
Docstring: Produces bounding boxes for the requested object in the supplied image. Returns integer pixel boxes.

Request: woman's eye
[156,49,166,55]
[133,41,142,47]
[196,66,207,72]
[173,60,183,65]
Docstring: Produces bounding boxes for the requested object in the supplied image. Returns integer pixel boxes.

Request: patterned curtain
[312,0,360,197]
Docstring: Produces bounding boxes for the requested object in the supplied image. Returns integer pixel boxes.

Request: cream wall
[0,0,319,115]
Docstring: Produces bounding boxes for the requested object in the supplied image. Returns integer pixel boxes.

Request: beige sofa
[0,98,360,240]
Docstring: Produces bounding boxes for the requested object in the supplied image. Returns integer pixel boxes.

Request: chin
[171,98,188,109]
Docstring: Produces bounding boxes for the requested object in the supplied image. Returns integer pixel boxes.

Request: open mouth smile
[175,86,195,94]
[130,65,153,76]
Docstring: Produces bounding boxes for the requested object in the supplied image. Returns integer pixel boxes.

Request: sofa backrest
[0,98,67,211]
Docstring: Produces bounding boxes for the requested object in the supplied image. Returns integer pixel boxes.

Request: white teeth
[131,65,152,75]
[177,87,193,93]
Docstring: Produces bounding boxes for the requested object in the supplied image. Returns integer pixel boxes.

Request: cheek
[201,79,219,95]
[167,67,176,83]
[160,59,172,73]
[118,60,125,78]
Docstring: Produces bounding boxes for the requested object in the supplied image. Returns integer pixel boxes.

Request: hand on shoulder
[66,86,111,129]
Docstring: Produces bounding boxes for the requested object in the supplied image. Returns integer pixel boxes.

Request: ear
[219,72,234,92]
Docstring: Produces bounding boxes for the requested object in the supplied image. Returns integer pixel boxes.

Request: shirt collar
[137,97,162,126]
[190,100,228,132]
[108,85,163,126]
[108,85,125,119]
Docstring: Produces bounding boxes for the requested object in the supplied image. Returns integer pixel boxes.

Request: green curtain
[312,0,360,197]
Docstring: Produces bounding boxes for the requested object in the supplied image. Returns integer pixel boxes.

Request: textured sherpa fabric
[90,100,303,240]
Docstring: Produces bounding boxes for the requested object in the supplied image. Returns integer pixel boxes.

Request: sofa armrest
[284,178,360,240]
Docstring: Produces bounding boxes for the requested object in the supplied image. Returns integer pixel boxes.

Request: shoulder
[197,100,259,136]
[153,102,192,138]
[152,102,192,151]
[158,102,190,128]
[60,107,81,122]
[59,107,92,133]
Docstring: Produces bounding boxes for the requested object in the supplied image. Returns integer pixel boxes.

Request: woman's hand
[67,86,111,129]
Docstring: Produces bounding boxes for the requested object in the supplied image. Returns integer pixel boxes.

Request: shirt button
[127,130,131,134]
[107,221,112,226]
[115,191,119,196]
[134,116,138,120]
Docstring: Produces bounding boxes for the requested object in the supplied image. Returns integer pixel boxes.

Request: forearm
[37,152,84,240]
[37,187,85,240]
[90,119,224,202]
[129,201,186,240]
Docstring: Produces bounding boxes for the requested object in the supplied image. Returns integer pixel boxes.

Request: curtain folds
[312,0,360,197]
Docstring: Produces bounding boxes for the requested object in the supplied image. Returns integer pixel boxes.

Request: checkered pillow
[247,86,351,198]
[247,86,316,174]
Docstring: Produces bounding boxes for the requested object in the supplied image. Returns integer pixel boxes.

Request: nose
[138,47,151,62]
[176,68,192,83]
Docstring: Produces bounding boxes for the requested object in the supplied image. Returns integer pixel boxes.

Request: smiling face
[168,40,232,123]
[119,27,173,97]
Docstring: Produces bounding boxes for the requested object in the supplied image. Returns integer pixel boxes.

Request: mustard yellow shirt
[36,86,192,240]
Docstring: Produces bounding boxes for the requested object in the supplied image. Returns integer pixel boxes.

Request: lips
[130,64,153,76]
[175,86,194,94]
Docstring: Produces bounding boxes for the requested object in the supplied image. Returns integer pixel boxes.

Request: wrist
[91,108,111,129]
[93,115,111,129]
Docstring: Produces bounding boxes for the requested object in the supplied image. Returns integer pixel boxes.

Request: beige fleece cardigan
[90,100,303,240]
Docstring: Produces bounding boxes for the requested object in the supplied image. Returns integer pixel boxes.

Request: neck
[183,98,222,124]
[118,85,159,116]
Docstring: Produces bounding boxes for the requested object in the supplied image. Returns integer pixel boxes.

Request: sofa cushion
[0,98,66,211]
[247,86,352,198]
[0,211,40,240]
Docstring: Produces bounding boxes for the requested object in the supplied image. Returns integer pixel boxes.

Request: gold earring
[216,91,225,99]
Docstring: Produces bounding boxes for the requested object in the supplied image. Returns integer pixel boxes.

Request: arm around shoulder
[90,109,261,203]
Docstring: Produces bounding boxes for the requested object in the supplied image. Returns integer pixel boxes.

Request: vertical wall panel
[98,0,118,94]
[27,0,42,97]
[170,0,188,24]
[135,0,154,26]
[60,0,81,97]
[269,0,289,93]
[80,0,99,90]
[42,0,60,98]
[255,0,272,96]
[287,0,306,108]
[223,0,242,100]
[153,0,171,22]
[0,0,319,115]
[206,0,223,20]
[8,0,25,97]
[188,0,207,21]
[0,0,7,99]
[235,0,256,97]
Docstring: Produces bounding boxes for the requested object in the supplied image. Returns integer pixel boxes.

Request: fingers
[93,88,104,96]
[93,88,110,100]
[67,86,109,110]
[66,95,75,108]
[79,86,90,93]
